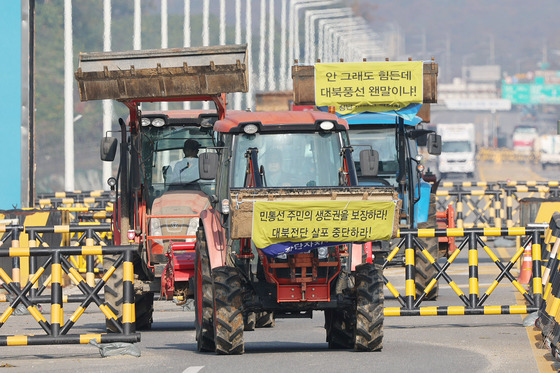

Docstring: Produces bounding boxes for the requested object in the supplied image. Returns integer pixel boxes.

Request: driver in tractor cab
[262,148,292,187]
[168,139,201,185]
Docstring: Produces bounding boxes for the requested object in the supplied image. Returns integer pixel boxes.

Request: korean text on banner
[315,61,423,115]
[252,200,396,249]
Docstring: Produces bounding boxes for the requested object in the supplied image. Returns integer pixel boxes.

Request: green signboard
[502,82,560,104]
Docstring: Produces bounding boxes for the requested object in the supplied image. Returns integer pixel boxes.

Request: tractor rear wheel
[103,254,153,332]
[324,308,354,349]
[194,228,215,352]
[354,263,384,352]
[415,193,439,301]
[213,266,244,355]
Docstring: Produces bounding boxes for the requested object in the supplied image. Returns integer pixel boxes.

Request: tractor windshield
[347,127,398,187]
[141,125,215,204]
[231,131,344,188]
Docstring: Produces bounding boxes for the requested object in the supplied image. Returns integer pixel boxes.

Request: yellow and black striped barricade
[1,223,111,304]
[76,208,114,224]
[0,244,139,346]
[498,180,560,193]
[36,190,114,200]
[36,190,115,210]
[436,189,503,229]
[22,224,111,304]
[502,186,560,227]
[384,226,545,316]
[439,181,495,189]
[537,212,560,357]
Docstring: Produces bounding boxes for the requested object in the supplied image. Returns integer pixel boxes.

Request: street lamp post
[304,7,353,63]
[318,16,354,62]
[288,0,339,88]
[323,19,367,61]
[102,0,112,189]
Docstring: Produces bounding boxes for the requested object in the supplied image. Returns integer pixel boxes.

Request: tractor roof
[342,111,421,126]
[142,110,217,119]
[140,110,219,127]
[214,110,348,133]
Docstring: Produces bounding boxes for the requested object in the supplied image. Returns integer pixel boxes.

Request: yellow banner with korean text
[315,61,424,115]
[252,200,397,249]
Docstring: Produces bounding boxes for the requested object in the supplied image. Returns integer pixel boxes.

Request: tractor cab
[140,111,218,204]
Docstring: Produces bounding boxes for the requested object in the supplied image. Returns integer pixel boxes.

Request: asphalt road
[0,241,556,373]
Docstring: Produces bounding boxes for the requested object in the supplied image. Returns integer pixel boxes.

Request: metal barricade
[437,181,560,228]
[384,226,546,316]
[0,236,139,346]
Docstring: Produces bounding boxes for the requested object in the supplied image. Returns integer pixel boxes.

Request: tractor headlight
[319,121,335,131]
[150,218,163,245]
[152,118,165,127]
[186,218,199,242]
[221,199,230,214]
[141,117,151,127]
[317,246,328,259]
[243,124,258,134]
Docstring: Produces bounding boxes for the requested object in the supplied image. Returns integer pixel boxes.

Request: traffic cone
[517,244,533,285]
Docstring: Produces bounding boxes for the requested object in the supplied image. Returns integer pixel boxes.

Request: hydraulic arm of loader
[74,44,249,120]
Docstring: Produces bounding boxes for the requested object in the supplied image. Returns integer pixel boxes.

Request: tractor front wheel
[213,266,244,355]
[194,228,215,352]
[354,263,384,351]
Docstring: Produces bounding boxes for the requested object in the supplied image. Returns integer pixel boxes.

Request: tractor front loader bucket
[75,44,248,102]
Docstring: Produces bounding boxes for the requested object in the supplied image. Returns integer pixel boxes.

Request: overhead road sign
[502,83,560,105]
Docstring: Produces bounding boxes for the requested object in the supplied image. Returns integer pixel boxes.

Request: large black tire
[243,312,256,331]
[324,308,354,349]
[103,254,154,332]
[415,193,439,301]
[354,263,384,352]
[194,228,215,352]
[255,311,275,328]
[213,266,244,355]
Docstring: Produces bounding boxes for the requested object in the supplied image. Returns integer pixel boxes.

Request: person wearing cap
[168,139,201,184]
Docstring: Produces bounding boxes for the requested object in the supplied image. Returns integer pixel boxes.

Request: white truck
[539,134,560,169]
[436,123,476,178]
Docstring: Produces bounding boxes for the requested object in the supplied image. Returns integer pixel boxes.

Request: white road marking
[183,366,205,373]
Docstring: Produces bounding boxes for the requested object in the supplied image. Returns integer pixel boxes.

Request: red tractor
[194,110,398,354]
[75,45,248,330]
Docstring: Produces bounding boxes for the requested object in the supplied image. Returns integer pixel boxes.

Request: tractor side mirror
[100,137,118,161]
[359,149,379,177]
[199,152,219,180]
[427,133,442,155]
